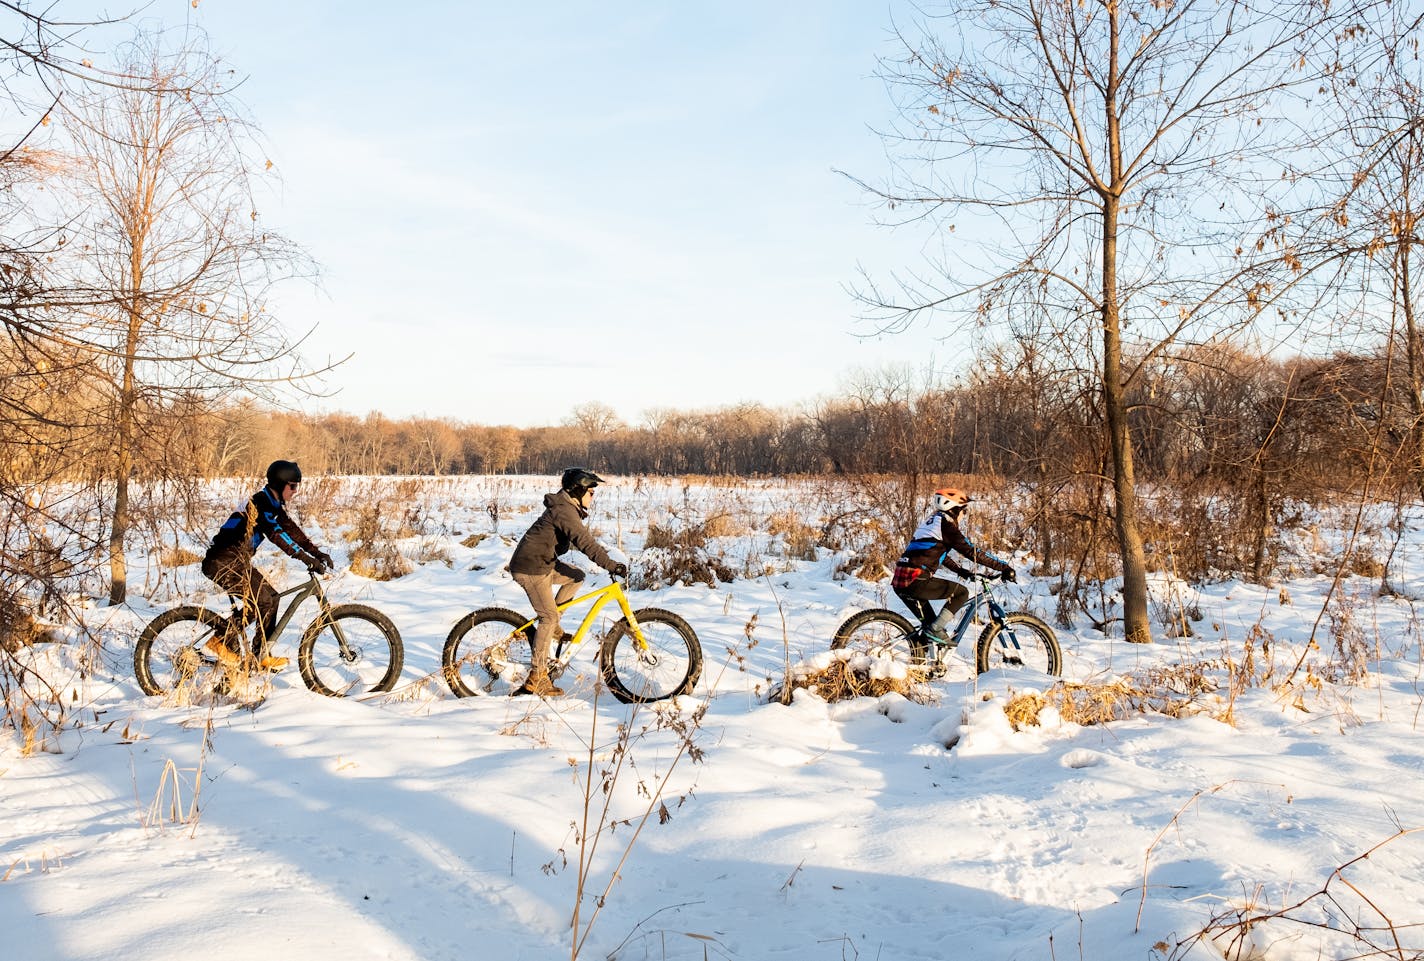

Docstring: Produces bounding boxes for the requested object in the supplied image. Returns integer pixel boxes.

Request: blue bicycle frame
[928,576,1022,657]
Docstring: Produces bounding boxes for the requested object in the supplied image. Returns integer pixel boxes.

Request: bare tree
[54,29,317,604]
[849,0,1383,642]
[1329,8,1424,500]
[566,401,624,438]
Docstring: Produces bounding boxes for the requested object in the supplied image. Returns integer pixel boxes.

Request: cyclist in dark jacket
[202,460,333,670]
[509,467,627,697]
[892,487,1015,642]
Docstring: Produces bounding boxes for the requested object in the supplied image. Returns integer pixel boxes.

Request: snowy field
[3,475,1424,961]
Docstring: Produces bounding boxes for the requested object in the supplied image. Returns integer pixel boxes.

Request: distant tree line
[43,335,1413,565]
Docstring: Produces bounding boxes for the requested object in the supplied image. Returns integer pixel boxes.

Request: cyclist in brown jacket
[509,467,627,696]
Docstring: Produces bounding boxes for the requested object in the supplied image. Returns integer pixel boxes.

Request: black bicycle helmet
[560,467,605,494]
[266,459,303,488]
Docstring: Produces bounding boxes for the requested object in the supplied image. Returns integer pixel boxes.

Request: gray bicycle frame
[228,572,352,657]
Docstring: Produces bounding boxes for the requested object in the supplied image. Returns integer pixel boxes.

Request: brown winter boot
[205,636,241,666]
[516,669,564,698]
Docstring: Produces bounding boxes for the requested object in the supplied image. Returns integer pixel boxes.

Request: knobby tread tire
[297,604,404,697]
[599,608,702,703]
[830,608,931,664]
[974,612,1062,676]
[134,606,228,696]
[441,607,531,698]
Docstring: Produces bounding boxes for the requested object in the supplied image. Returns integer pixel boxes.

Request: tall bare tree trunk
[1398,237,1424,501]
[107,313,141,604]
[1101,11,1151,643]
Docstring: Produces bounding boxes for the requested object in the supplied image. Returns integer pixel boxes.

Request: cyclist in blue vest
[201,460,333,671]
[892,487,1015,642]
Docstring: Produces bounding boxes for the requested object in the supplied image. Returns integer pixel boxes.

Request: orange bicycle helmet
[931,487,973,513]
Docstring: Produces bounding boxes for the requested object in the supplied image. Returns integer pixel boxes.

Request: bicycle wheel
[297,604,404,697]
[975,612,1062,676]
[441,608,533,698]
[599,608,702,703]
[830,609,931,665]
[134,606,231,697]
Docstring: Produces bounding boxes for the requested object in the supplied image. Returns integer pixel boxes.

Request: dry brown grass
[158,544,203,568]
[766,510,819,561]
[0,589,41,653]
[637,517,738,588]
[344,503,413,581]
[768,653,934,705]
[1004,662,1223,729]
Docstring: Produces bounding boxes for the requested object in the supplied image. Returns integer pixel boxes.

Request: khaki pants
[511,561,585,671]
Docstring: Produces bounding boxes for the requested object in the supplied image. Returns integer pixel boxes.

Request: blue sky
[165,1,957,427]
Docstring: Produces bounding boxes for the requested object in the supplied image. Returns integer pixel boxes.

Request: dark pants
[511,561,585,672]
[894,576,969,630]
[202,549,279,656]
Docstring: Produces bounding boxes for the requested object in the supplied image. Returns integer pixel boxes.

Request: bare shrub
[825,513,901,581]
[1004,663,1222,729]
[344,504,412,581]
[1323,593,1372,685]
[1,588,42,653]
[636,518,736,588]
[767,510,819,561]
[767,650,933,705]
[1346,549,1386,578]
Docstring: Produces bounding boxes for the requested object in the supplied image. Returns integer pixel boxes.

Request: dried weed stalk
[561,685,709,961]
[1166,828,1424,961]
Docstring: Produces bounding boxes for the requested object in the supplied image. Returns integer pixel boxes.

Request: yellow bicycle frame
[516,580,647,662]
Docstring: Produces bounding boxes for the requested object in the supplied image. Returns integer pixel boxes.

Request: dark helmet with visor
[561,467,605,495]
[266,460,303,488]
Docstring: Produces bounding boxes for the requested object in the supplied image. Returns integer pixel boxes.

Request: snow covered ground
[4,475,1424,961]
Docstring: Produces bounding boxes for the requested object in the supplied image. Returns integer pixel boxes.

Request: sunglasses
[286,481,301,489]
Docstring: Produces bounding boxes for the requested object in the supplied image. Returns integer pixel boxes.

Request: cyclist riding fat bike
[508,467,628,697]
[891,486,1016,643]
[201,459,334,671]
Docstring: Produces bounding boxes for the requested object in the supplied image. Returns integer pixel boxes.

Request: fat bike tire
[830,608,932,665]
[599,608,702,703]
[297,605,404,697]
[975,613,1062,677]
[134,606,232,697]
[441,607,533,697]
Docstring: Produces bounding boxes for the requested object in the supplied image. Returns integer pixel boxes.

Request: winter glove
[1000,568,1017,583]
[610,562,629,579]
[317,550,335,571]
